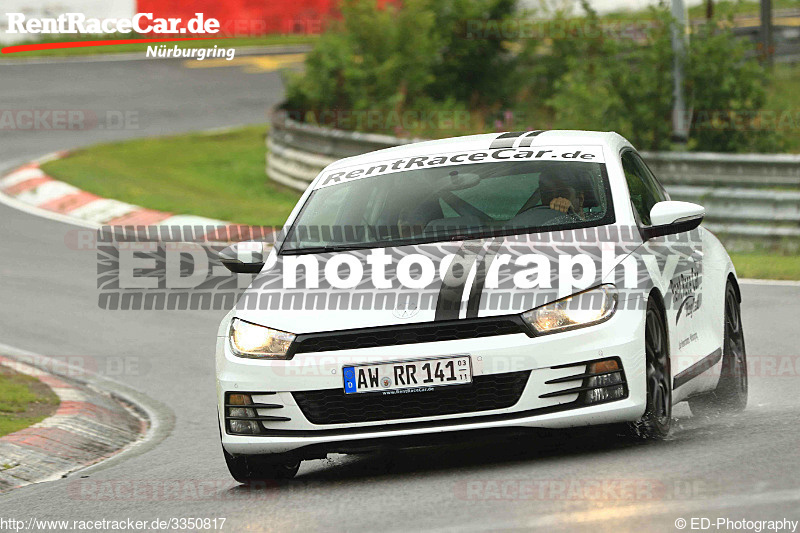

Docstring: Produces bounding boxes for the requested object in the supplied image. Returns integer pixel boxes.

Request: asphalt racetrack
[0,55,799,532]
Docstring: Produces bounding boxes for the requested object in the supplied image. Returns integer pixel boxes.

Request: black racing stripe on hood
[489,131,526,149]
[434,241,484,321]
[517,130,546,147]
[466,240,503,318]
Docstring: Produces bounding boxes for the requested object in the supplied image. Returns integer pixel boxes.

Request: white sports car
[216,130,747,482]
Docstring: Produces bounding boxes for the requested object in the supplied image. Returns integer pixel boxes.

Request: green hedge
[283,0,782,152]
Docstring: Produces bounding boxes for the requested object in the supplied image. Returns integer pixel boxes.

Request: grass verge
[729,253,800,281]
[0,366,59,438]
[40,124,302,227]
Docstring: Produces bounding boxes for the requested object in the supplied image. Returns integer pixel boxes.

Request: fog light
[229,419,260,435]
[228,407,253,418]
[587,372,623,388]
[226,393,261,435]
[587,384,626,404]
[583,358,626,405]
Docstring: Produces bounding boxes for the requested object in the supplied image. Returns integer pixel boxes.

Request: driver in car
[540,174,586,220]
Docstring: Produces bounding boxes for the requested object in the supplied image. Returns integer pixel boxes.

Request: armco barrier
[266,115,800,251]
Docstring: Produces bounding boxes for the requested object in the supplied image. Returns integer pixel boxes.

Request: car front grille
[288,316,531,356]
[292,370,532,425]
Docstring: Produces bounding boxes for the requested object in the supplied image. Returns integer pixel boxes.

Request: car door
[620,149,715,401]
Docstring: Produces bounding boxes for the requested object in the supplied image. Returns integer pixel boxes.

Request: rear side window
[621,151,667,226]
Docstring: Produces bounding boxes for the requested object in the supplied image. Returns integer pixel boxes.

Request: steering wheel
[515,204,551,216]
[516,203,581,219]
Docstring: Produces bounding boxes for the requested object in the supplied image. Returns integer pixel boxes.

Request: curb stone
[0,356,146,493]
[0,152,227,230]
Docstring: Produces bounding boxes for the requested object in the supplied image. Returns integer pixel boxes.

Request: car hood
[232,227,644,335]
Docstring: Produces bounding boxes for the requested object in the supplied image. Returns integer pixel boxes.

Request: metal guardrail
[267,115,800,251]
[639,151,800,249]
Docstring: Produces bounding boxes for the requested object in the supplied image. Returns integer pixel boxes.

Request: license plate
[343,356,472,394]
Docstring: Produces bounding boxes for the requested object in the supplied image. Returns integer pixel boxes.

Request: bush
[687,21,784,152]
[545,5,674,150]
[283,0,522,136]
[545,3,780,152]
[284,0,783,152]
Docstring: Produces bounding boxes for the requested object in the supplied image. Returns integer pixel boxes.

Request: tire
[630,298,672,439]
[689,283,748,416]
[218,417,300,483]
[223,446,300,484]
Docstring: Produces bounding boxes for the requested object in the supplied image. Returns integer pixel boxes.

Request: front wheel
[630,299,672,439]
[689,283,748,416]
[219,417,300,483]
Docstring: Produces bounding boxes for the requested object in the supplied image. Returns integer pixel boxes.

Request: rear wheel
[689,283,748,416]
[631,299,672,439]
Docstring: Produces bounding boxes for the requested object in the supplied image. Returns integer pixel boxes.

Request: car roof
[324,130,633,171]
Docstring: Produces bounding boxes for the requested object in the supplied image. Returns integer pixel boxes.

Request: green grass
[0,368,59,438]
[0,417,48,437]
[1,34,317,58]
[41,125,302,226]
[730,252,800,280]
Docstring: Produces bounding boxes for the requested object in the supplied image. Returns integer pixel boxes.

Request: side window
[634,155,670,202]
[621,151,667,226]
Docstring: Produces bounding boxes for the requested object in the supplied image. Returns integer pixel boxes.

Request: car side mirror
[643,201,705,239]
[218,241,268,273]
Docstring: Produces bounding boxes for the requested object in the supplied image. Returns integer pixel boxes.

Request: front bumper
[216,309,647,456]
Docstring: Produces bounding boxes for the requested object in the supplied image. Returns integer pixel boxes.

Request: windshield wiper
[281,244,361,255]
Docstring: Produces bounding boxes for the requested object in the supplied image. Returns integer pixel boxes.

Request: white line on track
[739,278,800,287]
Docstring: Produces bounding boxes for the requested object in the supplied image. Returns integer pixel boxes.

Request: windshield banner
[315,145,606,189]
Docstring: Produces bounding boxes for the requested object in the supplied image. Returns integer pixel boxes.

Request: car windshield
[282,160,613,253]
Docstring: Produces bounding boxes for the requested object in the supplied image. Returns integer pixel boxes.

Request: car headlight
[229,318,295,359]
[521,284,618,334]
